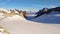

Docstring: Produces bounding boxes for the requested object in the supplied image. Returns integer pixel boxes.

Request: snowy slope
[28,11,60,24]
[0,12,60,34]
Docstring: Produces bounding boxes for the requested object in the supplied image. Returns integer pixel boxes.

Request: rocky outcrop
[0,8,27,18]
[35,8,51,18]
[50,7,60,11]
[35,6,60,18]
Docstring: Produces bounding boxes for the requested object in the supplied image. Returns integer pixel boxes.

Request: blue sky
[0,0,60,11]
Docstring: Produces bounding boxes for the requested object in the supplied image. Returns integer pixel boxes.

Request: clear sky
[0,0,60,11]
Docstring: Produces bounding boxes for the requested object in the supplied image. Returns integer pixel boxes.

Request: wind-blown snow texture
[0,11,60,34]
[27,11,60,24]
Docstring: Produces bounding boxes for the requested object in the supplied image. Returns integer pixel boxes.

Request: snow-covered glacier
[0,11,60,34]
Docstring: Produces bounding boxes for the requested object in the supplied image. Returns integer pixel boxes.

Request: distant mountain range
[35,6,60,18]
[0,7,60,18]
[50,7,60,12]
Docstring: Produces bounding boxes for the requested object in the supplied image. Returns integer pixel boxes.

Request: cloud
[49,5,57,8]
[32,4,58,8]
[32,4,42,6]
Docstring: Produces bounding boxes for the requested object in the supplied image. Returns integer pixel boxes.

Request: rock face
[50,7,60,12]
[35,8,51,18]
[0,8,27,18]
[35,6,60,18]
[15,9,27,18]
